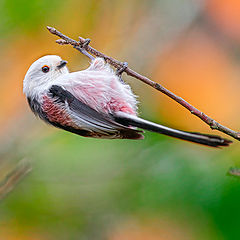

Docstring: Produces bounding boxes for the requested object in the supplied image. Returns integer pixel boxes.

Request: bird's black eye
[42,65,50,73]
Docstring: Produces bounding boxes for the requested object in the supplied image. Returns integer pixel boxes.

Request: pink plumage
[60,58,138,116]
[42,95,76,127]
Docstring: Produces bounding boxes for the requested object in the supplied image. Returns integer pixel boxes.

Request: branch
[228,168,240,178]
[47,26,240,141]
[0,159,32,200]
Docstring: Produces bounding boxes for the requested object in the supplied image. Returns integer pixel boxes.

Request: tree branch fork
[47,26,240,142]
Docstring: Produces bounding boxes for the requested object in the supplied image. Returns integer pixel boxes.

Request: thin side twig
[228,168,240,178]
[47,26,240,141]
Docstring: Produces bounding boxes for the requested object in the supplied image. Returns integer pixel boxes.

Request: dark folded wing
[48,85,143,139]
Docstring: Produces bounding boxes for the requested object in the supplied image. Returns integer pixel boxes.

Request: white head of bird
[23,55,68,99]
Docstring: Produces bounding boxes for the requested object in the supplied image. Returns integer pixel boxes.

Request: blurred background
[0,0,240,239]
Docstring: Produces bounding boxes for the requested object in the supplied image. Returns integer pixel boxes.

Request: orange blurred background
[1,0,240,239]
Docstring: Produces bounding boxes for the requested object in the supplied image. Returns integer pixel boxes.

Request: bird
[23,55,232,147]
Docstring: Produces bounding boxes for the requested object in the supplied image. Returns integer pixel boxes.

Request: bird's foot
[82,38,91,48]
[116,62,128,83]
[74,38,94,60]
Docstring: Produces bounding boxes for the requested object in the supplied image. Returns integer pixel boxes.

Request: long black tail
[114,112,232,147]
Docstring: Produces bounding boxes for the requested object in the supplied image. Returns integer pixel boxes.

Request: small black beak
[57,60,68,69]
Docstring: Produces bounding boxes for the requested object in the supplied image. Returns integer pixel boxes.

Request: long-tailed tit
[23,55,231,147]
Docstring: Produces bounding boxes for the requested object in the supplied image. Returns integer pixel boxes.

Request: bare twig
[228,168,240,178]
[47,26,240,141]
[0,159,32,200]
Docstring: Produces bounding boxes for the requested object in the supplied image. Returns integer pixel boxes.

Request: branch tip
[46,26,53,32]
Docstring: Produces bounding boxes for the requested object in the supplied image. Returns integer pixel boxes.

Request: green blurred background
[1,0,240,239]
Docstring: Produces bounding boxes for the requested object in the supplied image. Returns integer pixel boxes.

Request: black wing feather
[48,85,143,139]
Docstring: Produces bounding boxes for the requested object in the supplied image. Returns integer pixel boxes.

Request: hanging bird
[23,55,231,147]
